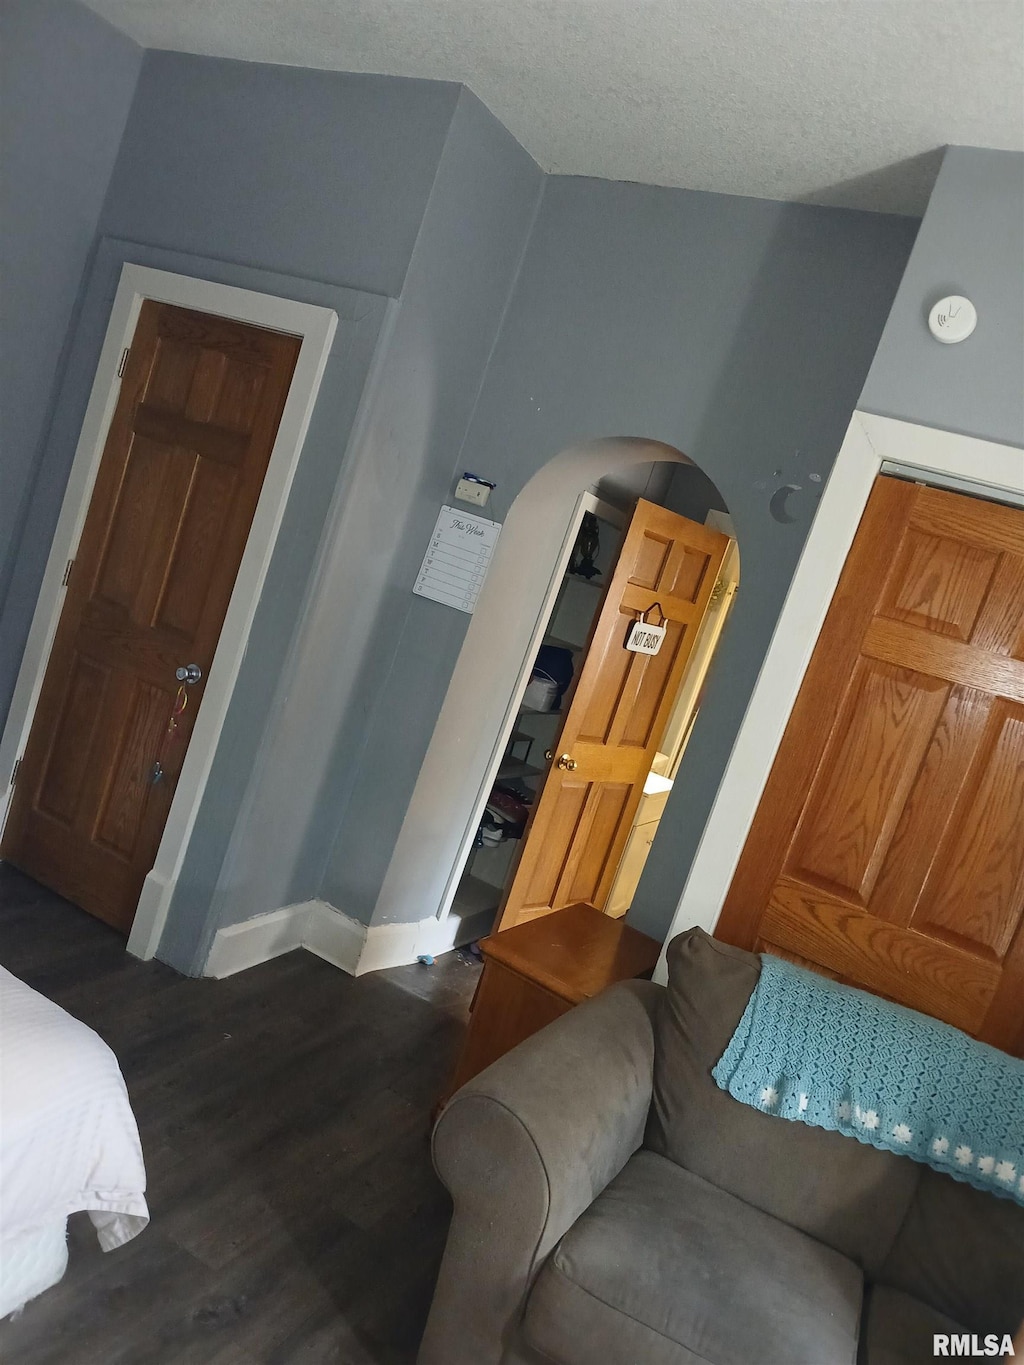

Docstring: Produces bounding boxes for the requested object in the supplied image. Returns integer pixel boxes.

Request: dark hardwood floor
[0,865,479,1365]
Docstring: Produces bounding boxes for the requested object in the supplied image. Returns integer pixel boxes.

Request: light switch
[455,476,492,506]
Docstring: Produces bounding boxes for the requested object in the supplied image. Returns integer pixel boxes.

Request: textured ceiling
[84,0,1024,215]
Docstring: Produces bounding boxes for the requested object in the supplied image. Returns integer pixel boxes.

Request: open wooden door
[716,476,1024,1056]
[495,499,729,931]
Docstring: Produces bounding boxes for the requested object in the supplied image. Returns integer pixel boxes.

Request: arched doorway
[371,437,738,949]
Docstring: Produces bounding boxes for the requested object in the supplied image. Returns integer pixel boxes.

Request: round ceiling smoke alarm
[928,295,977,344]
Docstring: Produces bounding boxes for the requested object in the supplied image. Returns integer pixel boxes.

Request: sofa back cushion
[877,1166,1024,1334]
[647,928,920,1276]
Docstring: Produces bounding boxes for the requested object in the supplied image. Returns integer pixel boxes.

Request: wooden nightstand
[440,902,661,1107]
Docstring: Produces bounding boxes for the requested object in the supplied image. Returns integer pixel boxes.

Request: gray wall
[0,0,141,727]
[98,52,460,299]
[1,43,457,734]
[664,463,730,524]
[0,41,504,970]
[861,146,1024,448]
[323,176,919,935]
[200,89,544,959]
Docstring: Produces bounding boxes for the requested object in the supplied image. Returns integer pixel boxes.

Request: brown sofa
[418,928,1024,1365]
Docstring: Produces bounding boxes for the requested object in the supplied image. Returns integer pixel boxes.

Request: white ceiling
[84,0,1024,215]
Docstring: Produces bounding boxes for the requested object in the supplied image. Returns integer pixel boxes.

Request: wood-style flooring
[0,865,479,1365]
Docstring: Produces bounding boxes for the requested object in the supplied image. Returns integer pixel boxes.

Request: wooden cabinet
[440,902,660,1105]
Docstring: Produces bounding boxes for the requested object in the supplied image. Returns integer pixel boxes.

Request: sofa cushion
[877,1166,1024,1336]
[858,1285,966,1365]
[522,1149,863,1365]
[647,928,920,1275]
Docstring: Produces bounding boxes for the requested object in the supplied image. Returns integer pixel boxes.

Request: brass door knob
[545,750,578,771]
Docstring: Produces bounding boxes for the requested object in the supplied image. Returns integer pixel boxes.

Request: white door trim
[432,489,626,927]
[659,409,1024,977]
[0,263,337,961]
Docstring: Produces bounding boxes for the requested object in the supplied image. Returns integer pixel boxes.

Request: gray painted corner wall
[664,463,729,524]
[0,0,142,728]
[213,88,544,942]
[326,175,919,934]
[861,146,1024,449]
[0,40,482,970]
[99,50,461,299]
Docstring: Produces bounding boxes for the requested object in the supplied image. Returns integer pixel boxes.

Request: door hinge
[709,578,726,607]
[10,758,21,788]
[61,558,74,587]
[117,346,130,378]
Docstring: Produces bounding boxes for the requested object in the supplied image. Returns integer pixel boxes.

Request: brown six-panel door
[716,475,1024,1056]
[496,499,729,931]
[1,301,300,933]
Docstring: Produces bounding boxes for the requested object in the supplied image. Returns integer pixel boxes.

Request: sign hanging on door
[625,620,667,655]
[626,601,667,655]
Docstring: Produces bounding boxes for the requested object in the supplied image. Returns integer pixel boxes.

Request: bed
[0,963,149,1318]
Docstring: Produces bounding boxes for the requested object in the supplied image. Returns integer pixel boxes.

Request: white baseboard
[203,898,492,979]
[204,901,315,978]
[303,901,367,975]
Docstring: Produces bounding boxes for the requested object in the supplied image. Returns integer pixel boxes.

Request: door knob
[545,750,578,771]
[175,663,202,685]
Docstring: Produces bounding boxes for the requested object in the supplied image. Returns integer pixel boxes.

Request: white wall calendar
[413,505,502,614]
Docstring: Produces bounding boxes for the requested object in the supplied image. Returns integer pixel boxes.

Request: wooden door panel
[132,404,249,466]
[562,782,633,906]
[497,500,729,931]
[153,458,239,638]
[917,701,1024,957]
[869,685,993,928]
[631,528,674,587]
[718,476,1024,1053]
[789,662,948,903]
[760,883,997,1035]
[92,436,169,614]
[2,301,300,932]
[863,618,1024,702]
[973,555,1024,655]
[878,530,999,640]
[573,633,635,744]
[911,483,1024,558]
[94,679,172,858]
[36,655,110,826]
[618,620,691,749]
[519,780,591,910]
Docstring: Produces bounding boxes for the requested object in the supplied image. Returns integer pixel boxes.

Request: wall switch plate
[455,477,492,506]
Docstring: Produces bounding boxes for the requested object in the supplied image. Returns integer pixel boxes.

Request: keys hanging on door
[165,684,189,741]
[149,684,190,785]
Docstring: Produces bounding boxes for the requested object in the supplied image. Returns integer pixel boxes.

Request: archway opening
[374,437,739,950]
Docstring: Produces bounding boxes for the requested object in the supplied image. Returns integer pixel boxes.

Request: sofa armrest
[417,978,661,1365]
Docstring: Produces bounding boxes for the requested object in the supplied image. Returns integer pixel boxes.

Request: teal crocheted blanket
[712,954,1024,1206]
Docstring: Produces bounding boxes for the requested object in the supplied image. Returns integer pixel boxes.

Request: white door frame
[0,263,337,961]
[660,409,1024,977]
[432,489,626,926]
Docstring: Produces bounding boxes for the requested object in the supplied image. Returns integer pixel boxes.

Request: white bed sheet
[0,963,149,1259]
[0,1219,70,1318]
